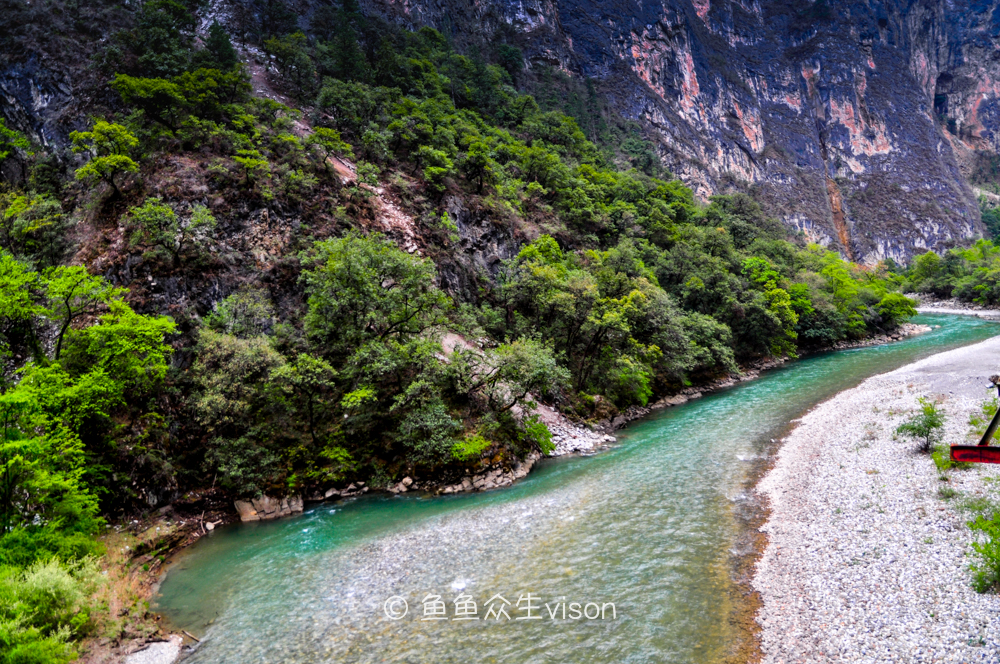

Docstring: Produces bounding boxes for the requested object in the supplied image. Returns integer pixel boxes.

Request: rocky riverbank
[553,322,933,451]
[911,294,1000,319]
[753,334,1000,662]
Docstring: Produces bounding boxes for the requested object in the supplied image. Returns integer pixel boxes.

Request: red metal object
[950,445,1000,464]
[950,379,1000,464]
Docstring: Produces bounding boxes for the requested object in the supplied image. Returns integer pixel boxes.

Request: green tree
[193,21,240,70]
[896,397,945,453]
[58,300,176,396]
[0,251,44,361]
[111,75,188,132]
[317,21,368,81]
[70,122,139,198]
[0,118,32,183]
[0,396,100,539]
[301,233,452,357]
[250,0,298,42]
[907,251,945,294]
[305,128,353,175]
[413,146,453,195]
[233,149,270,188]
[126,198,216,266]
[0,557,100,661]
[0,193,67,268]
[460,141,496,194]
[316,79,399,135]
[0,119,31,163]
[193,330,286,495]
[41,266,127,360]
[451,338,568,413]
[207,288,275,338]
[129,0,197,77]
[877,293,917,328]
[271,354,337,447]
[264,33,317,100]
[505,236,694,405]
[496,44,524,81]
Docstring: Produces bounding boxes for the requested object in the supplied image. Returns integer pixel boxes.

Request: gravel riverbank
[124,636,183,664]
[913,295,1000,319]
[754,334,1000,663]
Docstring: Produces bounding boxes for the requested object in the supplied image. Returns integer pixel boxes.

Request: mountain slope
[361,0,1000,262]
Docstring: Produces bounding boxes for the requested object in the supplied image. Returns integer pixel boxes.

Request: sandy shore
[754,335,1000,663]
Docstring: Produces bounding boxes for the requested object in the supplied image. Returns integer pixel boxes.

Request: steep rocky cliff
[360,0,1000,262]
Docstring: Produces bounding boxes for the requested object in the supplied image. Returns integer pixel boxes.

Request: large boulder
[234,494,304,522]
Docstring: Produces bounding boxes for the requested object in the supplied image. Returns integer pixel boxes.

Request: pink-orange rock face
[692,0,710,22]
[361,0,998,262]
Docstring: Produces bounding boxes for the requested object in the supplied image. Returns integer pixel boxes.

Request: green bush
[931,443,971,472]
[877,293,917,328]
[451,434,491,462]
[969,513,1000,592]
[0,558,101,664]
[968,397,999,440]
[521,415,554,456]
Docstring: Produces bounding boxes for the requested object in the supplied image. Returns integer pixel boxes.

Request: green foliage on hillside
[0,558,101,664]
[0,7,914,499]
[903,239,1000,305]
[0,249,175,660]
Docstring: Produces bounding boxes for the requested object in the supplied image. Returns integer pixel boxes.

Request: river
[154,313,999,664]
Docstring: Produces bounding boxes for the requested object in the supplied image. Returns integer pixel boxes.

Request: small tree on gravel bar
[896,397,945,453]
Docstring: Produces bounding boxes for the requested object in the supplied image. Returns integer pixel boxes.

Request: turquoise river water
[154,314,999,664]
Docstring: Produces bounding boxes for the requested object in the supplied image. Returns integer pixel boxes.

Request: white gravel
[754,334,1000,663]
[124,635,183,664]
[917,307,1000,319]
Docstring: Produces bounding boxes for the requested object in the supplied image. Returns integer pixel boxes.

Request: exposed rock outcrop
[432,451,541,494]
[233,494,304,522]
[437,194,521,300]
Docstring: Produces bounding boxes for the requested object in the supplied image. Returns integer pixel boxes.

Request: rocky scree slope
[360,0,1000,263]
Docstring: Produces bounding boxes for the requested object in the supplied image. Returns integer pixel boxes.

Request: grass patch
[938,486,960,500]
[961,496,999,517]
[932,443,973,472]
[968,397,999,440]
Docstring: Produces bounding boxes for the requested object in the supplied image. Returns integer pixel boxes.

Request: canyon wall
[362,0,1000,262]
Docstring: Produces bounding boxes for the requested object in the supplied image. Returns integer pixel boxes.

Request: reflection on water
[155,315,998,663]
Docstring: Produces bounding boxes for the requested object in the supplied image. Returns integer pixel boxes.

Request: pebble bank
[754,333,1000,663]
